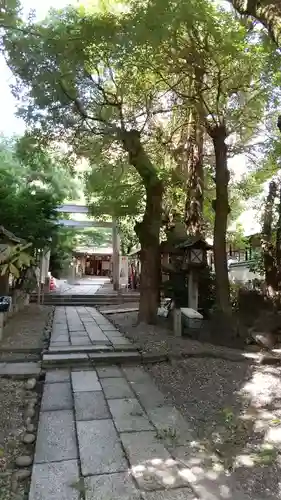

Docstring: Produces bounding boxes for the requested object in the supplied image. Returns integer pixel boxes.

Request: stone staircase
[30,293,139,306]
[42,305,141,369]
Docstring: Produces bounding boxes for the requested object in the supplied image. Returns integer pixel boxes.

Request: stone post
[188,271,198,310]
[173,307,182,337]
[112,218,120,291]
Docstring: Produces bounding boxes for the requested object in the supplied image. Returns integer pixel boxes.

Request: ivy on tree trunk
[209,123,231,314]
[121,129,163,324]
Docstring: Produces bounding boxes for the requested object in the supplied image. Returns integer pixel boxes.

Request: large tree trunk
[262,180,278,293]
[210,124,231,314]
[228,0,281,47]
[135,182,163,323]
[121,129,163,324]
[184,113,204,235]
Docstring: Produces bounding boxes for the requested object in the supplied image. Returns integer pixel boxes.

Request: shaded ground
[0,379,28,500]
[111,311,281,499]
[0,305,52,499]
[0,305,52,362]
[109,310,256,359]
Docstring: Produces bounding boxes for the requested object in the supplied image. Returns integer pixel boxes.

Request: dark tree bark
[184,114,204,236]
[262,180,278,293]
[121,129,163,324]
[0,273,9,296]
[275,184,281,291]
[228,0,281,47]
[209,123,231,314]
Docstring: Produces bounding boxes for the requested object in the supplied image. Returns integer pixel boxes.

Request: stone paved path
[29,306,246,500]
[56,277,108,295]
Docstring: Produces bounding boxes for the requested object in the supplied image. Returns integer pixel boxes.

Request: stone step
[100,307,139,314]
[48,345,114,354]
[42,351,141,368]
[31,294,139,305]
[48,344,138,354]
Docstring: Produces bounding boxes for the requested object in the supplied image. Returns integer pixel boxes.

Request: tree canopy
[2,0,281,321]
[0,135,77,249]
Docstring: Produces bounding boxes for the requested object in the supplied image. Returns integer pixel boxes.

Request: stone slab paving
[85,472,142,500]
[30,362,199,499]
[100,376,135,399]
[29,306,233,499]
[74,391,110,420]
[41,382,73,411]
[72,370,101,392]
[77,419,128,475]
[29,460,80,500]
[34,410,77,463]
[0,361,41,377]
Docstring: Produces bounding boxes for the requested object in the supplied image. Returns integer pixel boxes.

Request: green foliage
[2,0,281,305]
[85,156,145,218]
[198,267,216,313]
[0,135,77,249]
[248,252,264,275]
[0,243,34,278]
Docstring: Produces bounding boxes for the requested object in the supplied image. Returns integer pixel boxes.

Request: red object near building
[49,276,56,291]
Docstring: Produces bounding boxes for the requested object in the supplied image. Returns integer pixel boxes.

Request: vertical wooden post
[112,218,120,291]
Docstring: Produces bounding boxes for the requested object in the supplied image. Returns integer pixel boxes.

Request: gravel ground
[112,312,281,499]
[147,360,281,500]
[109,311,256,359]
[0,305,52,499]
[0,305,52,360]
[0,379,27,500]
[99,302,139,313]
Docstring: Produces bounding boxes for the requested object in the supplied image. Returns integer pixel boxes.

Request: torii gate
[56,204,120,290]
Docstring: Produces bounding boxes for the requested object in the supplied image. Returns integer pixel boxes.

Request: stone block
[45,370,70,384]
[120,432,186,491]
[85,473,142,500]
[52,324,68,332]
[42,353,89,369]
[29,460,80,500]
[89,352,141,364]
[68,324,84,332]
[69,330,90,337]
[95,318,113,326]
[141,490,195,500]
[49,342,70,348]
[41,382,73,411]
[96,366,123,378]
[74,391,110,420]
[0,362,40,377]
[104,331,123,337]
[71,337,92,345]
[146,406,193,445]
[71,370,101,392]
[110,337,132,345]
[49,345,112,353]
[101,377,134,399]
[108,398,153,432]
[122,366,152,383]
[77,419,127,475]
[35,410,77,463]
[131,382,166,410]
[50,334,69,344]
[100,325,119,331]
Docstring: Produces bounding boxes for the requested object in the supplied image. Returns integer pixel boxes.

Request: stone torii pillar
[112,218,120,291]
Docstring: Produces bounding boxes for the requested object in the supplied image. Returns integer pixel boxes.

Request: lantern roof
[176,236,212,250]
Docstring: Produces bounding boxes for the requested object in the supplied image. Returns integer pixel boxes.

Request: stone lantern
[176,237,211,311]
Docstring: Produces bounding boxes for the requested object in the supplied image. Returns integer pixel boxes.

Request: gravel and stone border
[0,306,54,499]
